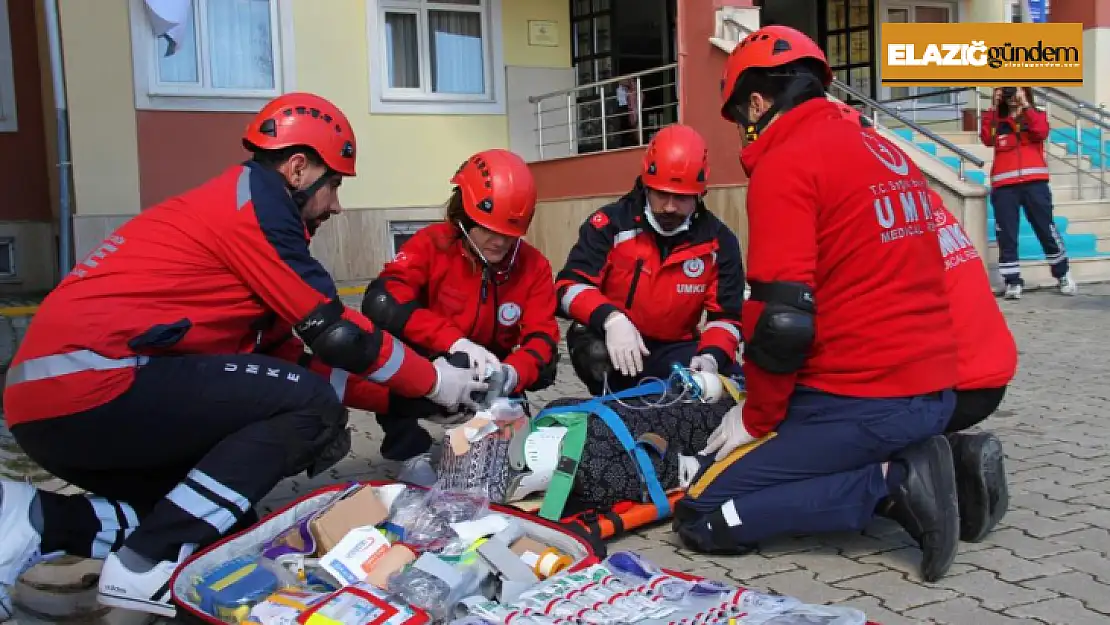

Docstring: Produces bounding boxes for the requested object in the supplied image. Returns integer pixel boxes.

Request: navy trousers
[676,387,954,550]
[13,354,347,562]
[992,181,1069,285]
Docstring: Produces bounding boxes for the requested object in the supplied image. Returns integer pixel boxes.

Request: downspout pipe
[42,0,74,280]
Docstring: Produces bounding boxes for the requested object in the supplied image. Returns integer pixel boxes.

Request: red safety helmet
[451,149,537,238]
[720,25,833,124]
[243,93,357,176]
[641,124,709,196]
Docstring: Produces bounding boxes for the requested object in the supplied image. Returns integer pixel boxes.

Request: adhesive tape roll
[534,548,572,578]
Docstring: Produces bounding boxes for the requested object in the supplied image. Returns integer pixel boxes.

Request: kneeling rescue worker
[673,26,997,583]
[362,149,560,469]
[555,124,745,395]
[841,105,1015,543]
[0,92,485,620]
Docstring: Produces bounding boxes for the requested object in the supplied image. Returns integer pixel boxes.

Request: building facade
[0,0,1104,295]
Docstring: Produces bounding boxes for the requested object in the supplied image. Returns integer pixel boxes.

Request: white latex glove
[689,354,719,375]
[427,357,488,412]
[500,364,519,395]
[449,338,501,377]
[603,312,650,377]
[700,404,757,462]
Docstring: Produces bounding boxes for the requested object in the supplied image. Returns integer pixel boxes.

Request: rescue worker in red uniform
[673,26,998,583]
[0,93,485,620]
[842,105,1015,542]
[981,87,1075,298]
[362,149,560,465]
[555,124,744,396]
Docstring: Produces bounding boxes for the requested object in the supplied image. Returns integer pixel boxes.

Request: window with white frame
[389,220,437,257]
[369,0,505,115]
[128,0,293,112]
[0,0,18,133]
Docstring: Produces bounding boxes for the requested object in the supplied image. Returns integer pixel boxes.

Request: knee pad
[567,323,611,390]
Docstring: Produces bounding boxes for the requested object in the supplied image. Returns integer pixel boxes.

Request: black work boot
[947,431,1009,542]
[880,435,960,583]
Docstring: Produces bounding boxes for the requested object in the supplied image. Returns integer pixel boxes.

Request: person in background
[362,149,560,478]
[554,124,744,396]
[980,86,1075,299]
[0,93,484,619]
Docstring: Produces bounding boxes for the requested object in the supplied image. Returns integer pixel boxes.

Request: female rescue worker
[555,124,745,396]
[981,86,1075,298]
[361,149,561,464]
[841,105,1015,543]
[0,92,485,620]
[672,26,988,584]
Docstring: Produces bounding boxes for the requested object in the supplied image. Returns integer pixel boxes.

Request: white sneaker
[1003,284,1022,300]
[1058,273,1078,296]
[97,552,180,618]
[0,480,54,622]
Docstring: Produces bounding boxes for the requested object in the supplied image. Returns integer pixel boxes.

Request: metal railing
[828,82,985,180]
[872,86,1109,199]
[527,64,678,160]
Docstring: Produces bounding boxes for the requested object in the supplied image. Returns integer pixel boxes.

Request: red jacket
[4,163,435,427]
[366,222,560,395]
[739,98,958,437]
[980,108,1051,188]
[930,192,1018,390]
[555,185,744,368]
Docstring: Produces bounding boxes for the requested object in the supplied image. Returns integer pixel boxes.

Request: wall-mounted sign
[528,20,559,47]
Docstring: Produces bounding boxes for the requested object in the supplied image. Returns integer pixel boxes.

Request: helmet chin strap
[457,222,521,283]
[289,171,334,237]
[644,199,692,237]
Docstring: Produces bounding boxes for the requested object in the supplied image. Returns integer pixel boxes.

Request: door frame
[818,0,879,102]
[878,0,965,122]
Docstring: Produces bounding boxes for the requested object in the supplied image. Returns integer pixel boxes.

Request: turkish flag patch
[589,211,609,229]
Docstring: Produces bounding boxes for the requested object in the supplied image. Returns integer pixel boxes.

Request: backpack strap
[533,381,670,522]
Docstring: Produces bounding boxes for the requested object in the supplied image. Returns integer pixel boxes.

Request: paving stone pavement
[5,284,1110,624]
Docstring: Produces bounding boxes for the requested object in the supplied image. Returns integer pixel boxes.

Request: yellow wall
[58,0,141,217]
[503,0,572,68]
[292,0,571,210]
[961,0,1011,23]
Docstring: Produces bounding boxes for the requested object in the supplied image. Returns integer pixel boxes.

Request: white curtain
[429,10,483,94]
[207,0,275,89]
[152,0,275,90]
[385,12,420,88]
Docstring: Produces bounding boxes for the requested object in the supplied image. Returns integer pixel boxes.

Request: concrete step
[1052,199,1110,221]
[933,131,980,145]
[1046,181,1110,202]
[1066,216,1110,237]
[986,249,1110,288]
[1048,156,1102,175]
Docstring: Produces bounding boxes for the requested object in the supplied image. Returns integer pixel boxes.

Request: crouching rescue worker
[555,124,744,395]
[841,105,1016,543]
[673,26,990,583]
[362,149,560,465]
[0,93,485,620]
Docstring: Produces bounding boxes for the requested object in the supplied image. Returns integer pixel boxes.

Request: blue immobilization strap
[534,381,672,521]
